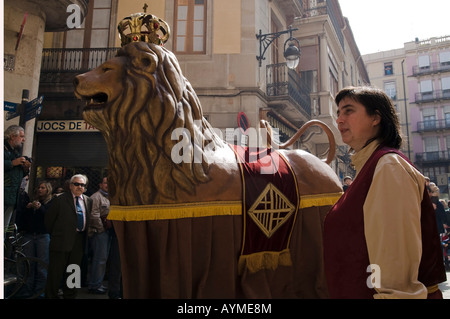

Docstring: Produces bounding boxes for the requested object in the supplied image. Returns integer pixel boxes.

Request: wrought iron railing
[412,62,450,76]
[41,47,119,71]
[266,63,311,117]
[40,47,120,83]
[415,90,450,103]
[416,119,450,132]
[416,151,450,164]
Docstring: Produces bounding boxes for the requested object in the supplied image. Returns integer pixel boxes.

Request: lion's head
[74,42,224,205]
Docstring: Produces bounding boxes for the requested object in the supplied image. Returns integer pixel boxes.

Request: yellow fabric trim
[427,284,439,294]
[108,201,242,221]
[299,192,343,209]
[238,249,292,275]
[107,193,342,222]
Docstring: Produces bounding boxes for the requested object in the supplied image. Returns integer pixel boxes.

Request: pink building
[407,36,450,192]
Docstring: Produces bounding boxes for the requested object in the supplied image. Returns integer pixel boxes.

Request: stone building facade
[4,0,369,191]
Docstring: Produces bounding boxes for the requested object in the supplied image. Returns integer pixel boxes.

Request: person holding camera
[4,125,31,229]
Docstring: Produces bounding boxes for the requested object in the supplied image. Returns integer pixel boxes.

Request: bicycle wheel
[4,251,30,299]
[23,256,49,299]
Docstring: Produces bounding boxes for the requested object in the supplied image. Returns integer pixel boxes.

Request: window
[329,69,338,98]
[420,79,433,100]
[384,81,397,100]
[351,65,354,86]
[65,0,112,49]
[174,0,207,54]
[384,62,393,75]
[422,167,434,181]
[442,77,450,98]
[440,51,450,66]
[418,55,430,69]
[300,70,317,93]
[444,106,450,127]
[422,108,436,130]
[424,136,439,152]
[424,136,439,161]
[63,0,113,70]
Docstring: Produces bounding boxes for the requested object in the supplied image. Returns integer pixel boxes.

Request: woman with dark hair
[323,86,446,299]
[17,181,53,298]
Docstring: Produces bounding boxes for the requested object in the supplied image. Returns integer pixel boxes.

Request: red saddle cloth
[232,145,300,274]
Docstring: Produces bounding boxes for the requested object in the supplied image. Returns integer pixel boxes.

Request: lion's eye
[102,67,112,72]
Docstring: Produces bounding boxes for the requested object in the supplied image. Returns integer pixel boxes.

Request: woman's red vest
[323,146,446,298]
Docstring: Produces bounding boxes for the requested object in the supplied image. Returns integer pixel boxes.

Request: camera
[24,156,32,163]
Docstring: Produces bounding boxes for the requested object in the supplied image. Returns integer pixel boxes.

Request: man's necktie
[75,196,84,231]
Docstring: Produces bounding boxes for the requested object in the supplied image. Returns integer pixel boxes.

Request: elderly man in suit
[44,174,93,299]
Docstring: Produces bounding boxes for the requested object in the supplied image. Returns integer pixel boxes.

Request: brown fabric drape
[114,204,332,299]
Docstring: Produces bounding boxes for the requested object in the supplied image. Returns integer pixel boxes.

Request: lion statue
[74,41,343,299]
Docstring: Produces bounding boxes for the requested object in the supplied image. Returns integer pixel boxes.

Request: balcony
[412,62,450,76]
[416,151,450,164]
[276,0,304,19]
[40,47,120,83]
[266,63,311,118]
[414,90,450,104]
[416,119,450,133]
[304,0,345,52]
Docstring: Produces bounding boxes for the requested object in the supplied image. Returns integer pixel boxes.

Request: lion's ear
[131,49,158,74]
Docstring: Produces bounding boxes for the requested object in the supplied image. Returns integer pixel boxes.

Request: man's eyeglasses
[72,182,86,187]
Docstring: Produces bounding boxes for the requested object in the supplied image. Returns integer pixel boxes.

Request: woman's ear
[372,112,381,126]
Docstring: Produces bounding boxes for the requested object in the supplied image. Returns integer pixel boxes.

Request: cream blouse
[351,140,428,299]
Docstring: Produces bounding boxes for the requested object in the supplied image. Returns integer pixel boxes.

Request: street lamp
[256,25,301,69]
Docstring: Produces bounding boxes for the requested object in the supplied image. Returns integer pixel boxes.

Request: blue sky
[338,0,450,55]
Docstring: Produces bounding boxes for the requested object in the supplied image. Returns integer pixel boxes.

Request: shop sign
[37,120,99,132]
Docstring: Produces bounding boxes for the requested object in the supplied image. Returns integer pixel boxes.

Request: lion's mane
[83,42,224,205]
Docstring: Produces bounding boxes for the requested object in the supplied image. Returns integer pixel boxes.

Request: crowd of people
[426,179,450,271]
[4,125,121,299]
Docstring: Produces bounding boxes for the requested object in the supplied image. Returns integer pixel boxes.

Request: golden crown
[117,13,170,47]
